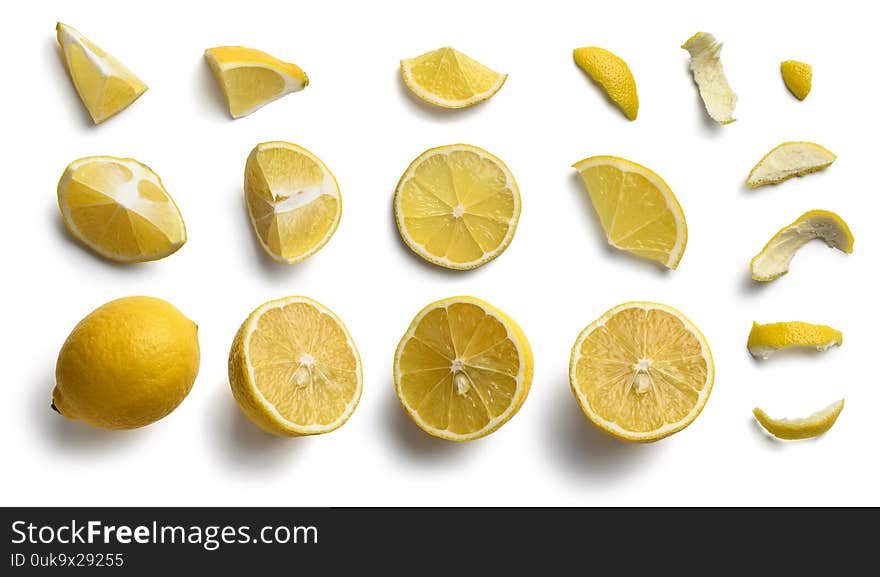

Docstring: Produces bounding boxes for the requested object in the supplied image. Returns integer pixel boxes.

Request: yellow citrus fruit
[750,209,853,282]
[53,296,200,430]
[58,156,186,263]
[746,141,835,188]
[204,46,308,118]
[681,32,737,124]
[400,47,507,108]
[780,60,812,100]
[572,47,639,120]
[569,302,714,442]
[394,144,520,270]
[394,296,533,441]
[572,156,687,269]
[244,142,341,264]
[753,400,844,440]
[56,22,147,124]
[229,296,362,436]
[747,321,842,359]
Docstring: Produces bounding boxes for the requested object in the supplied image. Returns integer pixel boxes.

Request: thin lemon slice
[244,142,341,264]
[682,32,737,124]
[400,47,507,108]
[748,321,842,359]
[572,156,687,269]
[394,144,520,270]
[56,23,147,124]
[750,210,853,282]
[58,156,186,262]
[572,47,639,120]
[205,46,308,118]
[394,296,533,441]
[746,141,835,188]
[753,400,844,440]
[781,60,812,100]
[569,302,714,442]
[229,296,362,436]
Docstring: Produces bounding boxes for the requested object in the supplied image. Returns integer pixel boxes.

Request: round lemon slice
[228,296,362,436]
[394,144,521,270]
[573,156,687,269]
[400,47,507,108]
[569,302,714,442]
[573,47,639,120]
[394,296,533,441]
[747,321,842,359]
[244,142,341,264]
[746,142,835,188]
[753,400,844,440]
[58,156,186,263]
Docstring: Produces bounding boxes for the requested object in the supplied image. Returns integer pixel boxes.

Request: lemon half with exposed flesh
[401,47,507,108]
[753,400,844,440]
[747,321,842,359]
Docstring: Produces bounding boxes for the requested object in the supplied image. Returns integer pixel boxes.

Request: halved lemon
[56,22,148,124]
[228,296,362,436]
[569,302,714,442]
[746,141,835,188]
[747,321,842,359]
[58,156,186,263]
[572,46,639,120]
[753,399,844,440]
[400,47,507,108]
[205,46,308,118]
[572,156,687,269]
[394,296,533,441]
[682,32,737,125]
[394,144,520,270]
[244,142,341,264]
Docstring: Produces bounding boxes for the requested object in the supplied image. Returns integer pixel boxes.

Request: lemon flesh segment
[58,156,186,263]
[244,142,341,264]
[750,209,853,282]
[570,302,714,442]
[394,144,520,270]
[747,321,842,359]
[682,32,737,125]
[572,156,687,269]
[401,47,507,109]
[781,60,812,100]
[746,141,835,188]
[572,47,639,120]
[205,46,308,118]
[753,399,844,441]
[394,296,533,441]
[229,297,362,436]
[56,23,147,124]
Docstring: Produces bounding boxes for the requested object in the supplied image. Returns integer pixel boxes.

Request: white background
[2,0,875,506]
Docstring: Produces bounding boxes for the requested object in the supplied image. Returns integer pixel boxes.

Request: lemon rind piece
[393,296,533,442]
[681,32,737,125]
[400,47,508,109]
[780,60,812,100]
[229,296,363,436]
[753,399,844,440]
[572,46,639,120]
[747,321,843,359]
[750,209,853,282]
[746,141,836,188]
[569,301,715,443]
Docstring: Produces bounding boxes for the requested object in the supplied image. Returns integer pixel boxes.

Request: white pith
[682,32,737,124]
[746,142,836,187]
[751,212,851,281]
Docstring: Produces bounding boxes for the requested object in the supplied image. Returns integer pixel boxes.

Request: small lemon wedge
[781,60,812,100]
[682,32,737,124]
[747,321,842,359]
[747,141,836,188]
[204,46,308,118]
[750,209,853,282]
[753,400,844,440]
[56,23,147,124]
[400,47,507,108]
[572,47,639,120]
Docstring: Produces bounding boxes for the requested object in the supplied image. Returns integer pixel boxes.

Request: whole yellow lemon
[53,296,200,429]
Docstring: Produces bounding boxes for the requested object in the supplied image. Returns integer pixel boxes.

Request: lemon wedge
[572,156,687,269]
[572,47,639,120]
[400,47,507,108]
[58,156,186,263]
[750,209,853,282]
[682,32,737,124]
[56,23,147,124]
[204,46,308,118]
[781,60,812,100]
[394,296,533,441]
[229,296,362,436]
[570,302,714,442]
[746,141,835,188]
[244,142,341,264]
[753,400,844,440]
[747,321,842,359]
[394,144,520,270]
